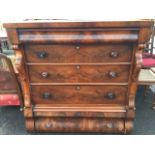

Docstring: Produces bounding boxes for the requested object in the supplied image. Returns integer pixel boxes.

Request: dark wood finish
[33,104,135,119]
[28,65,130,83]
[24,44,132,63]
[31,85,128,105]
[34,117,126,133]
[4,20,154,133]
[19,30,138,43]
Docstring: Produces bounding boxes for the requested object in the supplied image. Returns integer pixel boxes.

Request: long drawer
[34,117,125,133]
[24,44,133,63]
[31,86,128,105]
[28,65,130,83]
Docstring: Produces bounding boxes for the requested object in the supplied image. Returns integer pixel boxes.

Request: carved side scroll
[12,44,31,108]
[128,44,145,109]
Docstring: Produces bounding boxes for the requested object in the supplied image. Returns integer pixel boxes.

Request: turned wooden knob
[75,46,80,50]
[37,51,47,58]
[76,65,80,70]
[108,71,117,78]
[45,123,52,128]
[106,92,116,99]
[107,123,113,128]
[110,51,119,58]
[42,92,51,99]
[41,72,49,78]
[76,86,81,90]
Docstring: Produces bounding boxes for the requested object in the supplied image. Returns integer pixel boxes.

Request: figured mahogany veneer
[34,117,126,133]
[28,65,130,83]
[31,85,128,105]
[24,44,132,63]
[4,20,154,133]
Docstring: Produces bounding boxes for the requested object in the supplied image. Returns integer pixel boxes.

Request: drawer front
[25,44,132,63]
[34,118,125,133]
[28,65,130,83]
[31,86,128,105]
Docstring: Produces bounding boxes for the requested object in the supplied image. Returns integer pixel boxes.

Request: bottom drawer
[34,117,133,133]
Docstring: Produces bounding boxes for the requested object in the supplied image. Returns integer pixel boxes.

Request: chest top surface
[3,19,153,28]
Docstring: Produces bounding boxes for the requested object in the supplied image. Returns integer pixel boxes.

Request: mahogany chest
[3,20,153,133]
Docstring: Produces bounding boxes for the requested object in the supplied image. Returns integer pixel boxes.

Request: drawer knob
[107,123,113,129]
[108,71,117,78]
[106,92,116,100]
[45,123,52,128]
[76,86,80,90]
[110,51,119,58]
[41,72,49,78]
[75,46,80,50]
[42,92,51,99]
[76,65,80,70]
[38,52,47,58]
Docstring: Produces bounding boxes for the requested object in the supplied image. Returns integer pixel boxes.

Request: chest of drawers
[4,20,153,133]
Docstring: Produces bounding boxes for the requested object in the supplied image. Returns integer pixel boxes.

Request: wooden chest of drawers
[4,20,153,133]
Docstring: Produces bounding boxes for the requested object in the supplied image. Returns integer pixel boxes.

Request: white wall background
[0,0,154,50]
[0,0,154,21]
